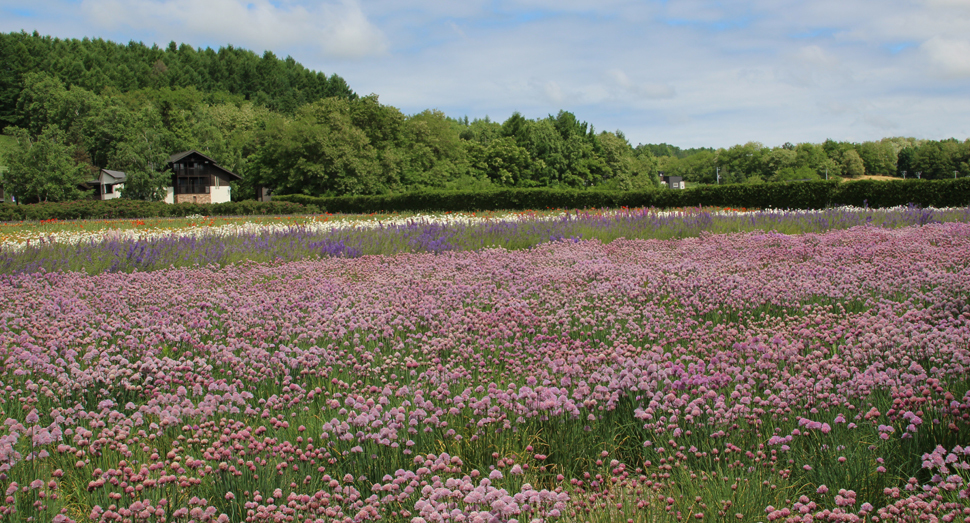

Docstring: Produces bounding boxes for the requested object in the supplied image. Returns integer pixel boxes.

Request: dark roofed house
[87,169,127,200]
[165,150,242,204]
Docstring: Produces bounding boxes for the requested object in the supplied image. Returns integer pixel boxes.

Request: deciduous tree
[2,125,89,202]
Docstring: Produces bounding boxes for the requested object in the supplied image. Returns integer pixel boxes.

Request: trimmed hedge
[0,199,317,222]
[275,178,970,214]
[2,178,967,221]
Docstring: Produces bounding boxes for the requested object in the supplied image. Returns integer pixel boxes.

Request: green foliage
[0,198,313,221]
[910,139,969,179]
[897,146,917,177]
[712,142,768,183]
[664,149,717,183]
[111,107,174,201]
[250,98,387,196]
[471,136,533,186]
[596,131,659,190]
[842,149,866,178]
[1,125,90,202]
[775,165,820,182]
[635,142,715,159]
[856,140,897,176]
[0,31,355,126]
[275,178,970,213]
[402,109,467,187]
[0,134,14,163]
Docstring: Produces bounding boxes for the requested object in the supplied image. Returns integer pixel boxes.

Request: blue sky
[2,0,969,148]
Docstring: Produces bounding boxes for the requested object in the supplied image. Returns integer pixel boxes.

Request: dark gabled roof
[168,150,216,164]
[101,169,127,184]
[87,169,127,185]
[168,150,242,181]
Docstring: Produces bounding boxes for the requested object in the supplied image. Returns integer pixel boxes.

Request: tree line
[0,32,968,203]
[0,31,661,202]
[657,138,970,184]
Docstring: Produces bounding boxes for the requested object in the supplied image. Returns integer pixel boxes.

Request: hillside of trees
[0,31,355,127]
[0,32,968,203]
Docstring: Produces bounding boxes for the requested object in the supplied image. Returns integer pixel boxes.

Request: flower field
[1,208,970,522]
[3,205,969,275]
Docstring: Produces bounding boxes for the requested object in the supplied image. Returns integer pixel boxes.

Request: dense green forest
[0,31,355,126]
[1,31,969,203]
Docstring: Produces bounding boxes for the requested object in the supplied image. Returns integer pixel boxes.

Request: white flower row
[0,205,961,253]
[0,212,566,252]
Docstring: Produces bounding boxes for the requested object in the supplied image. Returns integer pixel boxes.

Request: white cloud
[79,0,387,58]
[924,0,970,10]
[862,113,898,130]
[776,45,852,88]
[795,45,840,70]
[608,69,675,99]
[544,81,566,104]
[920,37,970,77]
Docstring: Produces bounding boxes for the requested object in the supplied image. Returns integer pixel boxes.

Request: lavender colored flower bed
[1,222,969,522]
[3,205,969,275]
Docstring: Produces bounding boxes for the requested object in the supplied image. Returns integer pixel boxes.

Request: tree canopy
[0,31,355,128]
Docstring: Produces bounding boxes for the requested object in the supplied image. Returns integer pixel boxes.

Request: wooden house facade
[164,150,241,204]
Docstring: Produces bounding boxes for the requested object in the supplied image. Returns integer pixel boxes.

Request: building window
[178,177,209,194]
[104,184,113,194]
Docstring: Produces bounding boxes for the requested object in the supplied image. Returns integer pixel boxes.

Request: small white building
[87,169,126,200]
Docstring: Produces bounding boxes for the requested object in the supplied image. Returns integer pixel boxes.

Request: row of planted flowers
[1,205,962,251]
[2,205,969,274]
[0,207,743,251]
[0,221,968,521]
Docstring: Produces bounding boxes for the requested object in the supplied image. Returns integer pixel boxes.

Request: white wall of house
[103,184,123,200]
[211,186,231,204]
[162,186,230,204]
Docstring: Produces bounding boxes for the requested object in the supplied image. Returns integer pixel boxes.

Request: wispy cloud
[79,0,387,58]
[608,70,675,100]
